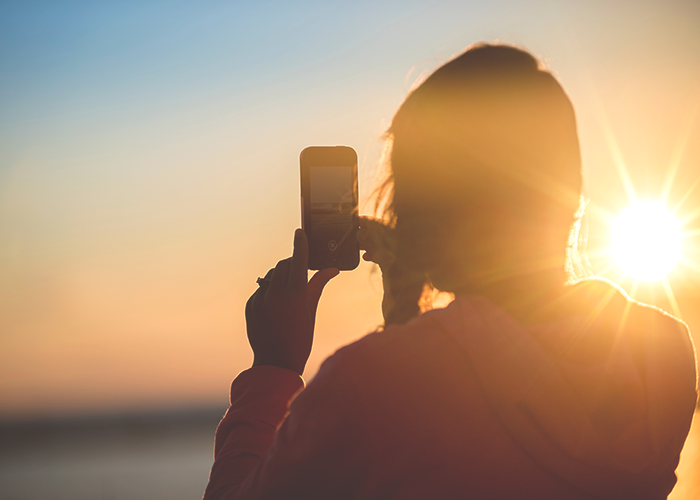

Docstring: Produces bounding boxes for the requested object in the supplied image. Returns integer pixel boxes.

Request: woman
[203,44,697,499]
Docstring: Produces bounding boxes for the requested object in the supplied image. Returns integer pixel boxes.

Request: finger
[289,228,309,291]
[357,227,372,252]
[247,288,264,329]
[359,218,395,269]
[254,267,275,289]
[358,215,374,228]
[358,218,387,252]
[307,267,340,318]
[359,216,383,231]
[245,292,255,323]
[268,258,291,295]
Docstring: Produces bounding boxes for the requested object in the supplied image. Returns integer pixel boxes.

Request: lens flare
[612,201,681,281]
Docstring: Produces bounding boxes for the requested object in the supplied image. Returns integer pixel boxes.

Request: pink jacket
[204,279,697,499]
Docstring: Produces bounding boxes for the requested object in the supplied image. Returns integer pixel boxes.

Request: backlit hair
[378,43,583,325]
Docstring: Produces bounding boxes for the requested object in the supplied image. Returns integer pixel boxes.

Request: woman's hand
[357,217,396,321]
[357,217,395,270]
[245,229,339,375]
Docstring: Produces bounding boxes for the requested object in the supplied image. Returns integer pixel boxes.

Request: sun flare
[612,201,681,281]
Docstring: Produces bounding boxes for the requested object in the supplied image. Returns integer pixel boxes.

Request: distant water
[0,407,226,500]
[1,408,698,500]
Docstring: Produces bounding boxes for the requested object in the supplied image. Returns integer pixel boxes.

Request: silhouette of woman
[204,44,697,500]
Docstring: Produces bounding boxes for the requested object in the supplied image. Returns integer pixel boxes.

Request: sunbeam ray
[680,205,700,227]
[678,255,700,273]
[672,174,700,215]
[681,228,700,239]
[595,261,620,277]
[591,97,637,205]
[584,200,618,224]
[661,100,700,205]
[661,278,682,319]
[584,246,614,260]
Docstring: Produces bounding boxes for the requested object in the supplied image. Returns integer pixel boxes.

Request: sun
[612,201,681,281]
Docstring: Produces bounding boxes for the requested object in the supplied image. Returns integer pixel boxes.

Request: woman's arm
[204,228,368,499]
[202,366,304,500]
[203,350,368,500]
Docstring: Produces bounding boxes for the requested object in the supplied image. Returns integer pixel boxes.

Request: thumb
[307,268,340,317]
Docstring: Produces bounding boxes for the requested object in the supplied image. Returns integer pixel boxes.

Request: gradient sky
[1,0,699,417]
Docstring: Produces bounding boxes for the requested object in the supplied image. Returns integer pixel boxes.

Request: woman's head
[381,44,583,325]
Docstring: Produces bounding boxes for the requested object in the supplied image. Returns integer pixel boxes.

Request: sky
[1,0,699,418]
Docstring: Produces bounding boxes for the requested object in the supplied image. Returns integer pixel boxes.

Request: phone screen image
[309,166,355,261]
[300,146,359,270]
[310,166,354,235]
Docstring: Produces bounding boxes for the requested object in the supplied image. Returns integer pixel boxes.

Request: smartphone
[300,146,360,271]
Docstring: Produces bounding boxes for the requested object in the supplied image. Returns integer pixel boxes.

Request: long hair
[379,44,583,325]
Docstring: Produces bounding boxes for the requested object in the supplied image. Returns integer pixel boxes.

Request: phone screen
[301,145,359,270]
[309,166,354,251]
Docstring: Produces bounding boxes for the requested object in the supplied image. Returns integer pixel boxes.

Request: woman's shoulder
[567,276,689,332]
[315,303,465,387]
[530,277,695,397]
[344,302,460,350]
